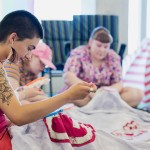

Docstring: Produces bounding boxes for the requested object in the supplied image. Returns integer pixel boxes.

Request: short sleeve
[63,51,82,76]
[109,51,122,84]
[4,61,20,82]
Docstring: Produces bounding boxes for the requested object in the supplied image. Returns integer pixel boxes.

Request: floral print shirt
[64,45,122,88]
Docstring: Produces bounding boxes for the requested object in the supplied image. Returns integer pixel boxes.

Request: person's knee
[124,87,144,100]
[121,87,144,107]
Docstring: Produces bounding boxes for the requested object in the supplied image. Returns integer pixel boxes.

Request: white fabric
[10,89,150,150]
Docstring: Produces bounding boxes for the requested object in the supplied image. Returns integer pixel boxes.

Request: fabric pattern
[4,61,37,86]
[4,61,20,82]
[9,89,150,150]
[63,45,122,88]
[44,113,96,147]
[41,21,72,68]
[122,38,150,110]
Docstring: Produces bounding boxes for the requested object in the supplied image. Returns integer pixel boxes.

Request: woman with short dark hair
[0,10,96,149]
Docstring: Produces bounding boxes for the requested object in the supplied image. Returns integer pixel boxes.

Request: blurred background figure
[4,42,56,103]
[61,26,143,107]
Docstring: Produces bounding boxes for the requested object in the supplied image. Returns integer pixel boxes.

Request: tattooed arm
[0,64,92,126]
[0,67,14,105]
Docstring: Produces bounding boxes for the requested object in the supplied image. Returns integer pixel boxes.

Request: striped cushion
[71,15,119,52]
[41,21,72,68]
[42,21,72,40]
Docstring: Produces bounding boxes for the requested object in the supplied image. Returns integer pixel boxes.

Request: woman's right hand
[16,87,45,100]
[65,82,96,102]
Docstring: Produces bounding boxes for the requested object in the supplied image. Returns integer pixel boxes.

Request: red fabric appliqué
[43,113,96,147]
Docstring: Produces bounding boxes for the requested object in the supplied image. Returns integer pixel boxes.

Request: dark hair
[0,10,43,42]
[0,10,43,62]
[90,26,113,44]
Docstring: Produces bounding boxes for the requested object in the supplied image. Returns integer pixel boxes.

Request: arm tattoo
[0,68,13,105]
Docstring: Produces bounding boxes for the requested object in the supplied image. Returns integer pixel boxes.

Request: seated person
[4,42,56,103]
[62,26,144,107]
[0,10,97,149]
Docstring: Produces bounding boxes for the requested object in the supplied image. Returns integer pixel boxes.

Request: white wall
[0,0,34,20]
[96,0,129,52]
[81,0,96,14]
[0,0,3,20]
[34,0,82,20]
[34,0,96,21]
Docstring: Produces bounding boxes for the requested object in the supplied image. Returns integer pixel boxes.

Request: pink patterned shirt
[64,45,122,88]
